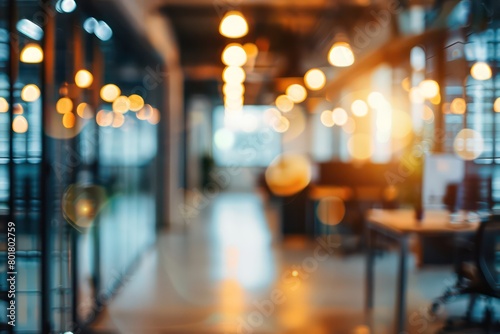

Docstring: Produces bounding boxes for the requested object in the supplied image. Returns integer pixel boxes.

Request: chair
[430,213,500,332]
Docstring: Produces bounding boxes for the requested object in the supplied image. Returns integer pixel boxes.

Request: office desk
[365,209,478,333]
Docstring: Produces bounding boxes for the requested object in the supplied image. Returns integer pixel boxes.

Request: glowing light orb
[0,97,8,113]
[128,94,144,112]
[320,110,334,127]
[418,79,439,99]
[112,96,130,114]
[76,103,94,119]
[494,97,500,113]
[316,197,346,225]
[96,110,113,127]
[263,107,281,125]
[470,62,492,81]
[409,87,424,104]
[265,154,312,196]
[12,116,28,133]
[276,95,294,112]
[451,97,466,115]
[351,100,368,117]
[20,43,43,63]
[328,42,355,67]
[222,66,246,84]
[453,128,484,161]
[304,68,326,91]
[222,43,247,67]
[137,104,154,120]
[332,107,348,126]
[219,11,248,39]
[286,84,307,103]
[21,84,40,102]
[148,108,161,125]
[75,70,93,88]
[56,97,73,114]
[112,112,125,128]
[100,84,121,102]
[62,112,76,129]
[272,116,290,133]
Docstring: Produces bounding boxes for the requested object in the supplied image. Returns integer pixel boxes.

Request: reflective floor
[91,192,462,334]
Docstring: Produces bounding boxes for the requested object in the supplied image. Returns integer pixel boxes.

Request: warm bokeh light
[328,42,355,67]
[21,84,41,102]
[401,77,411,92]
[12,116,28,133]
[470,61,492,81]
[62,112,76,129]
[454,128,484,160]
[265,154,312,196]
[451,97,466,114]
[223,83,245,97]
[263,107,281,125]
[128,94,145,112]
[112,112,125,128]
[320,110,334,127]
[222,66,246,84]
[13,104,23,115]
[276,95,294,112]
[409,87,424,104]
[243,43,258,58]
[0,97,8,113]
[272,116,290,133]
[494,97,500,113]
[219,11,248,39]
[76,103,94,119]
[137,104,154,120]
[286,84,307,103]
[348,133,373,160]
[316,197,346,225]
[332,107,348,126]
[418,79,439,98]
[20,43,43,63]
[75,69,93,88]
[222,43,247,67]
[112,96,130,114]
[96,110,113,127]
[100,84,121,102]
[430,93,441,105]
[148,108,161,125]
[56,97,73,114]
[367,92,386,109]
[351,100,368,117]
[304,68,326,91]
[423,105,435,123]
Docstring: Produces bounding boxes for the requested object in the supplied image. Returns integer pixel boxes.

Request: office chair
[430,214,500,333]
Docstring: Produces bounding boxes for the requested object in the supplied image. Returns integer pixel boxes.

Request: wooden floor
[90,192,473,334]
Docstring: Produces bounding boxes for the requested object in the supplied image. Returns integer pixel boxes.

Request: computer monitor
[422,153,465,210]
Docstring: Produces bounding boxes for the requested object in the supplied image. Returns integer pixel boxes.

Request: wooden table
[365,209,479,333]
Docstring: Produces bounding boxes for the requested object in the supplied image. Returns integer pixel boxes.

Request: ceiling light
[286,84,307,103]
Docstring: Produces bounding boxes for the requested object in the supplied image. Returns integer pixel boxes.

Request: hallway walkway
[91,192,454,334]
